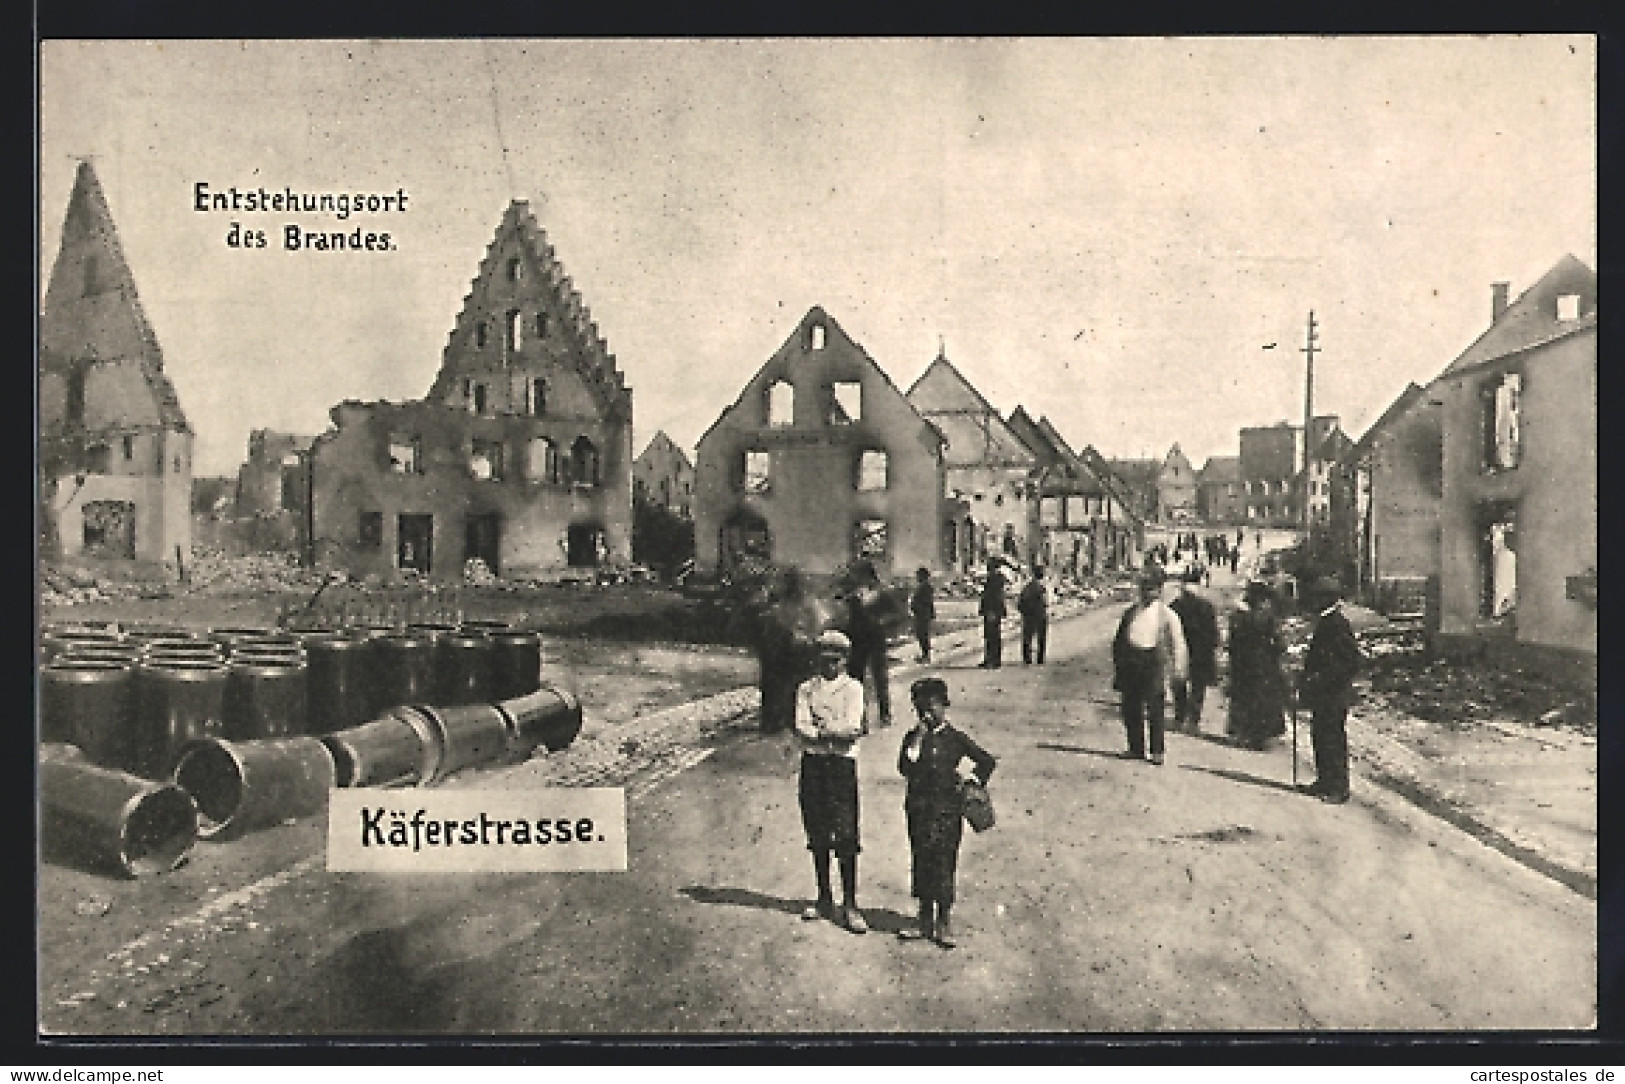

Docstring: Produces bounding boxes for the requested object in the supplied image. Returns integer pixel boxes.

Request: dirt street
[39,601,1594,1035]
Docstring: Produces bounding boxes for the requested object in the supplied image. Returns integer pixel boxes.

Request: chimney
[1492,281,1510,322]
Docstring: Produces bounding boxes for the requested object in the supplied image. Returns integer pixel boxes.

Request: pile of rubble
[183,546,326,597]
[41,565,173,607]
[1363,655,1595,734]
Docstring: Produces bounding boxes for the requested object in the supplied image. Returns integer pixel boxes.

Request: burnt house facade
[1009,408,1142,575]
[1196,456,1244,524]
[1434,256,1596,673]
[39,161,193,566]
[633,430,694,520]
[307,200,633,579]
[692,308,946,579]
[905,351,1040,571]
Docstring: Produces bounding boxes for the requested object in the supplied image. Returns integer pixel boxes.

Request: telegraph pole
[1301,311,1319,554]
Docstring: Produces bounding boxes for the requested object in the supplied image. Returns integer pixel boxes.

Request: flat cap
[816,630,852,654]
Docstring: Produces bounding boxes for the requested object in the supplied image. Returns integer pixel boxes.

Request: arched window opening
[571,436,601,487]
[767,380,794,427]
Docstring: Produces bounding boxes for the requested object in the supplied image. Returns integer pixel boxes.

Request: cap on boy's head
[916,567,931,580]
[816,630,852,656]
[910,677,950,706]
[1244,578,1273,602]
[1139,567,1166,589]
[1183,566,1204,584]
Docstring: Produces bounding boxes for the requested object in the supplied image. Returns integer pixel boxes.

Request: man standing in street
[843,560,895,729]
[1169,566,1220,734]
[795,630,870,932]
[910,566,936,663]
[978,557,1008,669]
[1111,567,1188,764]
[1297,576,1363,803]
[1017,561,1050,665]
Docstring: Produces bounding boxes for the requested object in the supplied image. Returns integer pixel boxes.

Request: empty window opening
[82,443,111,474]
[529,378,548,416]
[388,437,422,475]
[571,437,601,487]
[475,322,489,349]
[854,519,888,561]
[1481,508,1518,619]
[505,310,523,356]
[768,380,795,427]
[470,439,505,481]
[1557,294,1581,321]
[121,435,134,461]
[471,383,488,415]
[527,437,559,484]
[358,511,383,549]
[1481,372,1522,473]
[743,450,772,495]
[535,312,549,339]
[830,382,862,424]
[810,324,827,350]
[81,500,135,559]
[857,450,889,492]
[397,514,433,573]
[507,257,523,283]
[173,454,184,473]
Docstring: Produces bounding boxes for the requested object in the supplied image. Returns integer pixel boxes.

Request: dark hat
[910,677,950,706]
[1182,566,1204,584]
[1244,578,1273,600]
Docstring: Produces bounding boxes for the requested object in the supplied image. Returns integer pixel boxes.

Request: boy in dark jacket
[897,677,996,948]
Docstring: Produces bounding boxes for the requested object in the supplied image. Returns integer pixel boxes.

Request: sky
[39,37,1595,477]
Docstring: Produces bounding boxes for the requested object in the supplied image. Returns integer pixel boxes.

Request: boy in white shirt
[795,630,869,933]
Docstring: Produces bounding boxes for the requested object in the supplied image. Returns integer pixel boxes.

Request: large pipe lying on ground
[495,683,583,759]
[172,736,335,839]
[320,706,443,788]
[40,743,198,877]
[413,703,512,784]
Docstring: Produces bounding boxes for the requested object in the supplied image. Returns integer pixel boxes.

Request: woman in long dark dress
[1226,580,1289,749]
[897,677,996,948]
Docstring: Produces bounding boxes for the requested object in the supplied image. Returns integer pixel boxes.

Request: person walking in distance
[910,567,936,663]
[1297,577,1364,804]
[1017,561,1050,665]
[794,631,870,932]
[1111,568,1188,764]
[1169,566,1220,735]
[897,677,996,948]
[978,557,1008,669]
[843,560,895,729]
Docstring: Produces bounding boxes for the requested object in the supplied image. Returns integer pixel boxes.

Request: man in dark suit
[1298,576,1363,804]
[1169,566,1220,735]
[978,558,1008,669]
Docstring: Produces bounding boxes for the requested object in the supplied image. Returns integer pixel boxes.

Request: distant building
[235,429,318,519]
[1157,444,1198,521]
[692,307,946,578]
[1008,408,1142,575]
[1433,255,1596,675]
[905,350,1039,570]
[39,161,193,566]
[1195,456,1244,524]
[1304,424,1353,528]
[1347,383,1442,607]
[1105,456,1161,522]
[307,199,633,579]
[1238,415,1339,526]
[633,430,694,519]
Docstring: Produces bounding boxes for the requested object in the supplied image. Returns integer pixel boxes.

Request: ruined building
[1434,255,1596,675]
[692,307,947,579]
[633,430,694,520]
[306,200,633,579]
[39,161,193,566]
[1007,408,1143,575]
[905,350,1039,570]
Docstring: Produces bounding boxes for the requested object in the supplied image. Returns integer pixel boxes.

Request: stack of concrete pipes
[38,620,579,878]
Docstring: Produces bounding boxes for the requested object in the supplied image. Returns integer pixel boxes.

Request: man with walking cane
[1295,576,1363,804]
